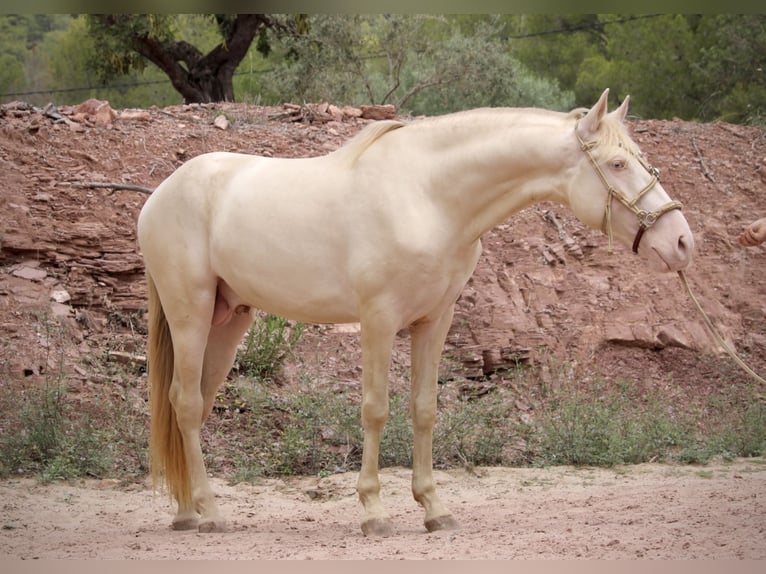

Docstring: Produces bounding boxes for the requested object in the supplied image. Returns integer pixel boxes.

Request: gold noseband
[575,122,683,253]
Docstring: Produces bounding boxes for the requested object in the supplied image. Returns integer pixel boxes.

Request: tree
[596,14,697,119]
[0,15,70,98]
[264,14,573,115]
[507,14,604,103]
[693,14,766,123]
[0,16,26,96]
[83,14,286,103]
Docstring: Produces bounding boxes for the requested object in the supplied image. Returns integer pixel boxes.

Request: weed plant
[1,312,763,484]
[236,313,305,379]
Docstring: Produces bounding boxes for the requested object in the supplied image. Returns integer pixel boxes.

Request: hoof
[361,517,395,537]
[425,514,459,533]
[198,518,228,533]
[171,517,199,531]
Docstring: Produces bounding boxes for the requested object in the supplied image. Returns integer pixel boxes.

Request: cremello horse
[137,89,693,536]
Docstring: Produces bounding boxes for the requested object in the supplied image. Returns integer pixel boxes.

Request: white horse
[137,89,693,536]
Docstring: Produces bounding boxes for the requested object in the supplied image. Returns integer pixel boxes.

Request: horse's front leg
[356,312,397,537]
[410,305,460,532]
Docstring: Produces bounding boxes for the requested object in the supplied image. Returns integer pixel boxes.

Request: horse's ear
[610,95,630,122]
[577,88,610,137]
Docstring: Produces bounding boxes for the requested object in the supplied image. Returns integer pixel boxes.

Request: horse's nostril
[678,234,691,257]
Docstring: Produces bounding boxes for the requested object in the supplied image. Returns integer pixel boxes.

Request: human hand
[739,217,766,246]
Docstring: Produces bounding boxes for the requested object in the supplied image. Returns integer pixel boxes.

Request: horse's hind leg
[168,323,229,532]
[200,303,255,425]
[173,295,254,533]
[158,284,233,533]
[410,305,459,532]
[184,305,254,533]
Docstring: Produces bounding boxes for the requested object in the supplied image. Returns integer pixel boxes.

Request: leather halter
[575,122,683,253]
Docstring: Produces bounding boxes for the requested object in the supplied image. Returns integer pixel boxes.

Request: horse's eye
[611,159,626,170]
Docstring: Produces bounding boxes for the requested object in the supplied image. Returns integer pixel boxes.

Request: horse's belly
[213,250,360,324]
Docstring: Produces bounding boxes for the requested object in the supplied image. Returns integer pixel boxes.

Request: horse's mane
[332,105,638,165]
[331,120,406,165]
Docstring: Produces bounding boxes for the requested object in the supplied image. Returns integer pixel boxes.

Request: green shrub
[530,381,692,467]
[236,313,304,379]
[0,381,145,482]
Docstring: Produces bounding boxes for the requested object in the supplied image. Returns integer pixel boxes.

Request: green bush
[531,389,689,467]
[0,380,147,482]
[236,313,305,379]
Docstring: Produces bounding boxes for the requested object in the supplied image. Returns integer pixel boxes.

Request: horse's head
[567,89,694,272]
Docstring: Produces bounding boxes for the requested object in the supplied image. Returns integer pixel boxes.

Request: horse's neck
[402,110,576,242]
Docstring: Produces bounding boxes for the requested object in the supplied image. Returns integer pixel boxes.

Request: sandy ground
[1,458,764,560]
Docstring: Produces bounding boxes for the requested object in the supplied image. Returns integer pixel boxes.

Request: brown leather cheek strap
[632,225,648,254]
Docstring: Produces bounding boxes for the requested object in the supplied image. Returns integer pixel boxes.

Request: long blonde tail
[147,272,191,506]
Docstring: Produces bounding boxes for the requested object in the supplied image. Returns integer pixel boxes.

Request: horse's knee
[411,401,437,431]
[361,400,389,430]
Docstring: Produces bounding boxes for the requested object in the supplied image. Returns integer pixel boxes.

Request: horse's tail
[147,271,191,507]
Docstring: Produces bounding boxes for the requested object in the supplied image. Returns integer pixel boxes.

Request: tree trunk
[133,15,268,103]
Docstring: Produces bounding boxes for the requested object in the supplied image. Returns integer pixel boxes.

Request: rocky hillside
[1,98,764,402]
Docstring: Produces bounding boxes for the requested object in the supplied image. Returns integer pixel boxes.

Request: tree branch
[197,14,266,75]
[62,181,154,195]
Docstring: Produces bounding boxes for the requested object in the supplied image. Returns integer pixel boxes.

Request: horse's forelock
[592,114,641,155]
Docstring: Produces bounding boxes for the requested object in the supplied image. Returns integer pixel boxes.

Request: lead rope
[678,269,766,386]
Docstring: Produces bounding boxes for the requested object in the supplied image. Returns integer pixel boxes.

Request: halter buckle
[639,210,659,228]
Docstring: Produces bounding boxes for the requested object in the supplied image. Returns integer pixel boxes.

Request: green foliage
[236,313,305,380]
[693,14,766,124]
[0,18,25,94]
[508,14,604,97]
[220,379,365,479]
[2,309,763,486]
[512,13,766,122]
[0,15,71,98]
[433,391,515,468]
[596,14,698,119]
[218,378,519,481]
[531,384,689,466]
[40,17,179,108]
[0,378,149,482]
[2,13,765,122]
[83,15,175,79]
[529,375,766,467]
[0,315,148,481]
[262,14,574,115]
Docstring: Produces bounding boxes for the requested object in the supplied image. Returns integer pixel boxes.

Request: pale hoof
[171,517,199,531]
[198,517,228,533]
[425,514,459,532]
[361,517,395,537]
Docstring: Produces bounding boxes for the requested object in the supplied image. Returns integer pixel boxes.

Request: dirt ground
[1,460,765,559]
[1,98,765,559]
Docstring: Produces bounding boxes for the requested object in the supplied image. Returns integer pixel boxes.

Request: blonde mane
[331,119,406,165]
